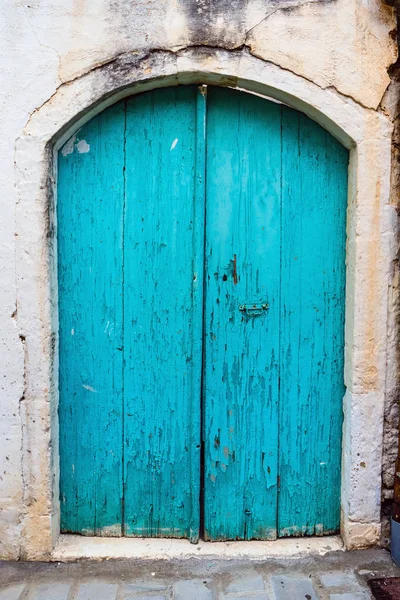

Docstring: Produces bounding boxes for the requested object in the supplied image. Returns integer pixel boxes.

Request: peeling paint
[82,384,98,393]
[62,133,90,156]
[61,134,78,157]
[76,139,90,153]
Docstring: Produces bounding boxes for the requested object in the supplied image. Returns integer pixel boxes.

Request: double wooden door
[58,86,348,541]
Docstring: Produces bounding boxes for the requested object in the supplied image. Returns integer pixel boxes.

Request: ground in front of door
[1,549,400,600]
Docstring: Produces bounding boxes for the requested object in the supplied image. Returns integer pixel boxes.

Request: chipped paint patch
[61,131,89,156]
[82,384,98,393]
[170,138,179,150]
[104,321,115,336]
[61,134,78,157]
[76,139,90,154]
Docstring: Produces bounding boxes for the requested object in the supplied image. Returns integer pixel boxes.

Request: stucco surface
[0,0,398,559]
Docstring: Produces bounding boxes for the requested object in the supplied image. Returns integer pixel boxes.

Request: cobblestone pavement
[1,549,400,600]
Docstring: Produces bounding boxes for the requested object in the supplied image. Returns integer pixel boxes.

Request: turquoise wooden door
[58,86,348,540]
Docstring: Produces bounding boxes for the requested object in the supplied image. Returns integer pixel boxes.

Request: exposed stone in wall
[380,0,400,547]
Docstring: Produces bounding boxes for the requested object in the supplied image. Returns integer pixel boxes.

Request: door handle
[238,303,269,316]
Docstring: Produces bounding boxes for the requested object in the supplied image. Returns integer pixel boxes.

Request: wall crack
[17,332,27,560]
[21,42,376,140]
[21,5,63,85]
[243,0,337,47]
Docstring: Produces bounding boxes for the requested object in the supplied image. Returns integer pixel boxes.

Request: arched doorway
[57,85,348,541]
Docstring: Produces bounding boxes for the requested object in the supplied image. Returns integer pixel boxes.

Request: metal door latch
[238,303,269,316]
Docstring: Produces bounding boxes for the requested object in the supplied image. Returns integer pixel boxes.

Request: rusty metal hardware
[238,303,269,316]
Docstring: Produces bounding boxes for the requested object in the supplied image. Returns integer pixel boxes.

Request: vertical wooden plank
[278,107,348,536]
[203,87,281,540]
[58,102,125,535]
[123,86,202,539]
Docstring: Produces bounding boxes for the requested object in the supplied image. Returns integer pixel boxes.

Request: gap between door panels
[121,98,128,536]
[196,84,208,544]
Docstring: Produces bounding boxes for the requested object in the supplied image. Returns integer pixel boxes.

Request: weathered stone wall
[0,0,398,559]
[379,0,400,548]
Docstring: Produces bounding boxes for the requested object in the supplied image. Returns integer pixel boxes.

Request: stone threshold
[52,534,343,561]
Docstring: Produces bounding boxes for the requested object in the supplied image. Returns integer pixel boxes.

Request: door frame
[15,47,393,559]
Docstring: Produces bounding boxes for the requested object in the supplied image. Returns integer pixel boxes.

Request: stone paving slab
[29,583,71,600]
[125,596,167,600]
[174,579,213,599]
[75,582,118,600]
[0,585,26,600]
[329,594,371,600]
[271,575,319,599]
[222,596,271,600]
[225,571,266,594]
[227,596,271,600]
[0,549,399,600]
[320,572,360,590]
[123,580,167,593]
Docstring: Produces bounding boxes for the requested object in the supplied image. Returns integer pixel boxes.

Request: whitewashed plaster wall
[0,0,398,560]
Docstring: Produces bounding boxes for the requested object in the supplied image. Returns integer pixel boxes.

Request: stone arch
[15,47,393,558]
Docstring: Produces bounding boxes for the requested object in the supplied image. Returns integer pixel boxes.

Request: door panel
[203,87,281,540]
[123,87,204,539]
[278,107,347,536]
[58,102,125,535]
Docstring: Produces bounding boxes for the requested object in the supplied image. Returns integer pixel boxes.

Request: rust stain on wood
[232,254,238,284]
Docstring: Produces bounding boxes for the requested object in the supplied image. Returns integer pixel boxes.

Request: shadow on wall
[381,0,400,550]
